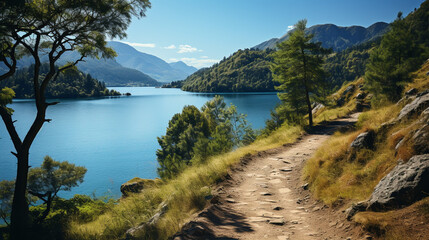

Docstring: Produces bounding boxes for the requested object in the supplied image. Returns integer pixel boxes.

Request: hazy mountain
[108,41,190,82]
[169,61,198,75]
[1,52,161,87]
[253,22,389,51]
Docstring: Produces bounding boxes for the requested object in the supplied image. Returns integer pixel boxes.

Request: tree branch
[0,106,22,153]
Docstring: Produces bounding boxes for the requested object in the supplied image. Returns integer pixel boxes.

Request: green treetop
[271,19,331,127]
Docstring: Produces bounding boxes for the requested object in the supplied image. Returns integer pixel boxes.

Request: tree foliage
[157,96,255,179]
[271,19,331,127]
[0,0,151,237]
[27,156,87,221]
[365,12,424,102]
[324,39,380,91]
[0,64,120,98]
[180,49,275,92]
[0,180,14,226]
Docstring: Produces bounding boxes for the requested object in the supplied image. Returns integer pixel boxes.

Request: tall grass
[67,124,302,239]
[303,104,402,205]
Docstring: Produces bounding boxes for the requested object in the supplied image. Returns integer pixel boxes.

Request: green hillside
[0,64,121,98]
[178,49,275,92]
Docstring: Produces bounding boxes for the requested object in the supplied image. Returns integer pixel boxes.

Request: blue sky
[116,0,424,68]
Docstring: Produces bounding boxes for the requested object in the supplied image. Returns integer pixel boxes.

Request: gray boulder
[412,124,429,154]
[120,182,144,197]
[350,131,375,150]
[367,154,429,211]
[396,91,429,122]
[345,201,368,220]
[120,178,161,197]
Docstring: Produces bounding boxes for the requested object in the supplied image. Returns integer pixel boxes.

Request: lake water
[0,87,280,198]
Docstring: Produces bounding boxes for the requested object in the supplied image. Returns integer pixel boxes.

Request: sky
[116,0,425,68]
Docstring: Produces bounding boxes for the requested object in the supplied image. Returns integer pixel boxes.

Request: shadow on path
[171,205,251,240]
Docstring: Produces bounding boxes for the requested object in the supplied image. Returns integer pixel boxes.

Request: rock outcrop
[412,123,429,154]
[120,178,161,197]
[367,154,429,211]
[395,91,429,122]
[350,131,375,150]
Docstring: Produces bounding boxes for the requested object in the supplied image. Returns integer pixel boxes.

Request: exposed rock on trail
[367,154,429,211]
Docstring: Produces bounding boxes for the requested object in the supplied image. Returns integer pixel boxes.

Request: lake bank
[0,87,280,198]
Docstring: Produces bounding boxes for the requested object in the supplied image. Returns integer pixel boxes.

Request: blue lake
[0,87,280,198]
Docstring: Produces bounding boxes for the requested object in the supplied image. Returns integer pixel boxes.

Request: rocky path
[174,114,363,240]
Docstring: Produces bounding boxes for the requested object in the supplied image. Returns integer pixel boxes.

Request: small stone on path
[226,198,236,203]
[260,192,272,196]
[269,218,286,225]
[280,168,292,172]
[273,206,284,211]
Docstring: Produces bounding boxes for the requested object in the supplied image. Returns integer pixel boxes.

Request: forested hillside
[175,22,389,93]
[180,49,275,92]
[0,64,120,98]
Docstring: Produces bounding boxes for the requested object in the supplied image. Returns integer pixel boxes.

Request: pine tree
[365,12,423,102]
[271,19,331,127]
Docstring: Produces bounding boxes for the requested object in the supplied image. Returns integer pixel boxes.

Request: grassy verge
[354,197,429,240]
[67,124,303,239]
[303,104,402,205]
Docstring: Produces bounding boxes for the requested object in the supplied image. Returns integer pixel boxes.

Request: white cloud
[200,56,209,59]
[178,44,198,53]
[168,58,179,62]
[121,41,156,48]
[180,57,219,68]
[287,25,295,31]
[164,44,176,49]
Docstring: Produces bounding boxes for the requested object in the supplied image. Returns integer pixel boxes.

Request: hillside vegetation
[179,49,275,92]
[0,64,120,98]
[173,24,386,93]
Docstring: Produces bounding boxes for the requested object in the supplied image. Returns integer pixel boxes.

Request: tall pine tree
[365,12,423,102]
[271,20,331,127]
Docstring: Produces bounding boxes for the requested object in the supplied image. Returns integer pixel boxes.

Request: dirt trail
[174,114,363,240]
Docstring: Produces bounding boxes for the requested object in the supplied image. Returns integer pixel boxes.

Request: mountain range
[1,42,198,87]
[177,22,390,93]
[253,22,389,51]
[108,41,197,83]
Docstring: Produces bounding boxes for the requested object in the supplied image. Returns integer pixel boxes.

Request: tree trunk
[10,152,31,240]
[305,90,313,127]
[9,106,47,239]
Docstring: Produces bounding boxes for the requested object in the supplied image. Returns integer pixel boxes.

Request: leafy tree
[156,105,210,179]
[0,180,14,226]
[365,12,424,102]
[271,19,331,127]
[0,64,120,98]
[27,156,87,221]
[157,96,254,179]
[0,0,151,237]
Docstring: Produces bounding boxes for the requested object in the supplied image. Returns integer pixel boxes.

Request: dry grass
[303,104,402,205]
[314,78,364,124]
[406,61,429,92]
[354,197,429,240]
[67,124,303,239]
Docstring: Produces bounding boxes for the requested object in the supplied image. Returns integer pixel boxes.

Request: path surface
[174,114,362,240]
